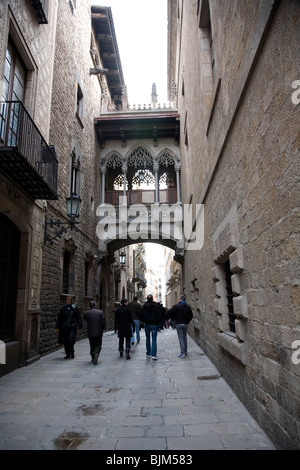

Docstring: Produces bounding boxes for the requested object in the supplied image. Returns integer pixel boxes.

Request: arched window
[127,146,154,168]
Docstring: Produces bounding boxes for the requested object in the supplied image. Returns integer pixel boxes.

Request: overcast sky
[91,0,168,105]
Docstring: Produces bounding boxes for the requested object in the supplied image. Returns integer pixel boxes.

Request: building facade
[0,1,180,375]
[0,1,123,372]
[168,0,300,449]
[39,2,107,356]
[0,0,60,375]
[165,249,182,309]
[1,0,299,451]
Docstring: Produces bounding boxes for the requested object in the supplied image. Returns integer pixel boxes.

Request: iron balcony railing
[0,101,58,200]
[132,271,147,287]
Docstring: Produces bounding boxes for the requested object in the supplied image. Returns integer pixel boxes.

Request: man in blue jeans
[168,295,193,358]
[128,296,142,344]
[140,294,162,360]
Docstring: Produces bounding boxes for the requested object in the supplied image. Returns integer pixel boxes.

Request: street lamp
[44,193,81,244]
[66,193,81,219]
[119,251,126,268]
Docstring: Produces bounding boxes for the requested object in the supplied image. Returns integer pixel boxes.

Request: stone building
[0,1,178,375]
[1,0,299,451]
[132,243,147,302]
[113,244,146,303]
[0,0,60,375]
[165,249,182,309]
[167,0,300,449]
[39,2,109,356]
[0,2,124,373]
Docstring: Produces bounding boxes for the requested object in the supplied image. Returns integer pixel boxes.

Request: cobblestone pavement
[0,328,276,451]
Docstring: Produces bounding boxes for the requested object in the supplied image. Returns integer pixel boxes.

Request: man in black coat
[128,295,142,343]
[114,299,135,359]
[140,294,162,360]
[168,295,193,358]
[56,296,82,359]
[84,301,106,365]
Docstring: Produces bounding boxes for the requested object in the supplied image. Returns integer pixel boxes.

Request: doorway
[0,212,21,342]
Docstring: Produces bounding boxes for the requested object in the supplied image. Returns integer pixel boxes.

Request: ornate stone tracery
[100,145,181,205]
[106,152,123,169]
[127,146,154,168]
[158,150,176,166]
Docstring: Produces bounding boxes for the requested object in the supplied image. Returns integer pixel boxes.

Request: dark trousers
[88,337,102,359]
[145,324,158,357]
[119,336,131,351]
[64,342,75,357]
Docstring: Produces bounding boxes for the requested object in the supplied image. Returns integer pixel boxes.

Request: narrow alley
[0,328,275,451]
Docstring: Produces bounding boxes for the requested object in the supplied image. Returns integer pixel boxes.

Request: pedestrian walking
[140,294,162,360]
[84,300,106,365]
[158,302,165,331]
[114,299,135,360]
[55,295,82,359]
[168,295,193,358]
[128,296,142,343]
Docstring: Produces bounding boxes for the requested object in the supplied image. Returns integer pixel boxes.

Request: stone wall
[0,1,59,366]
[39,0,102,355]
[172,0,300,449]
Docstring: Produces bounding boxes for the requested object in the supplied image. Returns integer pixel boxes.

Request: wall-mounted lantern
[44,193,81,245]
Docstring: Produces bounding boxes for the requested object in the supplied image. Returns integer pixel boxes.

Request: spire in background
[151,83,158,109]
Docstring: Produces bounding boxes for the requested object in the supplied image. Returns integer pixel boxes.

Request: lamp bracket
[44,219,80,245]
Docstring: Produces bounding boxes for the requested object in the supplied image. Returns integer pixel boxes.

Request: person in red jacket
[168,295,193,358]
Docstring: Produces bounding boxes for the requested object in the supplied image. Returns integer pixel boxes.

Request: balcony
[132,271,147,288]
[105,188,177,206]
[0,101,58,200]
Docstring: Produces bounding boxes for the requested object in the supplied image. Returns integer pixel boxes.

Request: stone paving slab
[0,328,276,450]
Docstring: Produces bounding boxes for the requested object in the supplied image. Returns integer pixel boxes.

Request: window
[70,150,81,197]
[185,129,189,147]
[208,19,216,82]
[198,0,216,84]
[62,250,75,294]
[84,261,89,297]
[224,260,236,333]
[63,252,71,293]
[184,111,188,148]
[212,206,247,364]
[1,39,26,145]
[76,83,84,123]
[69,0,76,15]
[90,197,94,217]
[31,0,49,24]
[84,257,93,297]
[2,40,26,103]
